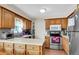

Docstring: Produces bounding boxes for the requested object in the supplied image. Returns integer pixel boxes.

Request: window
[13,17,23,33]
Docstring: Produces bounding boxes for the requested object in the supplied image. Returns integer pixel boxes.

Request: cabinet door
[26,45,40,55]
[0,7,2,28]
[45,20,51,29]
[27,45,40,51]
[55,19,61,25]
[14,43,25,55]
[50,19,56,25]
[62,37,69,54]
[61,18,68,29]
[23,19,27,29]
[26,20,32,29]
[29,21,32,29]
[2,9,14,28]
[4,48,13,55]
[4,43,13,55]
[27,50,40,55]
[45,36,50,48]
[0,42,3,51]
[26,20,29,29]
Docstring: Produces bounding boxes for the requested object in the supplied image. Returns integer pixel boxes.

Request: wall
[34,18,46,40]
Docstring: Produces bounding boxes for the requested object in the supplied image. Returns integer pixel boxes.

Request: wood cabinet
[23,19,27,29]
[14,43,25,55]
[61,18,68,29]
[4,43,13,55]
[23,19,32,30]
[45,18,68,29]
[26,45,41,55]
[45,36,50,48]
[45,19,61,29]
[45,20,51,29]
[50,19,61,25]
[26,20,32,29]
[0,42,3,51]
[0,7,2,28]
[62,36,69,54]
[0,7,14,28]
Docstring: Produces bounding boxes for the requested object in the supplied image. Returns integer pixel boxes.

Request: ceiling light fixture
[40,8,46,14]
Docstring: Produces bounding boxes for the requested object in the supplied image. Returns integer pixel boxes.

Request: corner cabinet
[0,7,14,29]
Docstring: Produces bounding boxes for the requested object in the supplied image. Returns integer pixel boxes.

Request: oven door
[50,34,60,44]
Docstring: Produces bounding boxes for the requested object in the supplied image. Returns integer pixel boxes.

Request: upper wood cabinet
[45,20,51,29]
[45,18,68,29]
[0,7,14,28]
[61,18,68,29]
[22,19,32,30]
[50,19,61,25]
[26,20,32,29]
[0,7,1,28]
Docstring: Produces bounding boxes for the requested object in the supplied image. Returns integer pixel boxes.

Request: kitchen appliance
[50,25,62,49]
[68,13,79,55]
[0,32,14,39]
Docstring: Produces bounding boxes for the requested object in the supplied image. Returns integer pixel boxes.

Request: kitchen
[0,4,77,55]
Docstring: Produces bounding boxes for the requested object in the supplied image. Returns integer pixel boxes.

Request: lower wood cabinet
[26,45,41,55]
[4,43,13,55]
[0,42,4,51]
[0,42,44,55]
[27,50,40,55]
[14,43,25,55]
[45,36,50,48]
[62,36,69,54]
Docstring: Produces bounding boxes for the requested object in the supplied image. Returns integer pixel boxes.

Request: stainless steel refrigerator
[68,12,79,55]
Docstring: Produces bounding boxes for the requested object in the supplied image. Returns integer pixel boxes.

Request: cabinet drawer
[27,45,40,51]
[14,48,25,55]
[4,43,13,48]
[14,43,25,49]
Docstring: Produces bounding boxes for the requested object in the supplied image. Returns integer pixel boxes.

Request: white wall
[35,18,46,40]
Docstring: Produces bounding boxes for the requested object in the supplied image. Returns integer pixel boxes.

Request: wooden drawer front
[14,49,25,55]
[14,43,25,49]
[4,43,13,48]
[27,45,39,51]
[4,48,13,55]
[0,42,3,51]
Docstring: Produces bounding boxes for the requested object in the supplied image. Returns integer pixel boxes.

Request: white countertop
[0,38,45,46]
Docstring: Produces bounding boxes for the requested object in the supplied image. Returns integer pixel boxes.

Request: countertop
[0,38,45,46]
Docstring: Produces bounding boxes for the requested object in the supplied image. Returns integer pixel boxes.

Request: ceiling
[13,4,77,19]
[1,4,77,20]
